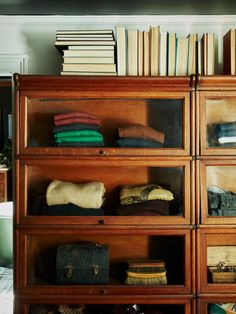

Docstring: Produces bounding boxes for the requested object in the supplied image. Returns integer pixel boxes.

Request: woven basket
[209,267,236,283]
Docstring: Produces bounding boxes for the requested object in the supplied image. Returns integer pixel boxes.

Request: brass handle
[92,265,99,275]
[66,265,73,278]
[99,150,106,155]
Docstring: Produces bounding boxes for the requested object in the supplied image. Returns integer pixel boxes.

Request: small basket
[208,266,236,283]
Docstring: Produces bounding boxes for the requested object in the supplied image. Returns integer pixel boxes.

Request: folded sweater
[55,136,104,144]
[116,199,169,216]
[44,203,104,216]
[46,180,105,209]
[53,123,101,133]
[118,124,165,143]
[54,130,103,139]
[54,117,101,126]
[120,184,174,205]
[56,142,104,147]
[54,111,99,121]
[117,137,163,148]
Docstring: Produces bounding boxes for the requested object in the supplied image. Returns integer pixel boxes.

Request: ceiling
[0,0,236,15]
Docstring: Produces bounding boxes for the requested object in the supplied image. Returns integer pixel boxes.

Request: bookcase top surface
[14,74,193,92]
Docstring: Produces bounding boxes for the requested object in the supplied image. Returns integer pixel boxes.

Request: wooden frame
[198,76,236,156]
[15,157,192,226]
[197,227,236,294]
[197,295,236,314]
[15,296,195,314]
[15,227,194,296]
[15,75,193,157]
[199,158,236,225]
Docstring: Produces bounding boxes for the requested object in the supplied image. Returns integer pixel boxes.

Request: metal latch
[66,264,73,278]
[92,265,99,275]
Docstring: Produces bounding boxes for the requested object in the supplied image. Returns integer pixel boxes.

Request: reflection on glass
[207,166,236,217]
[27,98,183,149]
[206,98,236,148]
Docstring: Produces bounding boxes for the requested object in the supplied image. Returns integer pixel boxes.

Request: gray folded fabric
[46,180,105,209]
[56,142,104,147]
[117,138,163,148]
[53,123,101,133]
[208,187,236,211]
[45,204,104,216]
[209,209,236,216]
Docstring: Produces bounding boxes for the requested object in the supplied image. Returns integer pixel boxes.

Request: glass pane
[27,165,184,217]
[29,304,185,314]
[206,98,236,148]
[207,166,236,217]
[27,234,185,286]
[26,98,183,149]
[208,303,236,314]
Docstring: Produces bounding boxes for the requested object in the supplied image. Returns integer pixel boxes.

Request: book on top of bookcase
[150,25,160,76]
[138,30,144,76]
[167,32,176,76]
[116,26,127,76]
[127,29,138,76]
[63,50,115,57]
[61,71,117,76]
[55,40,116,46]
[62,63,116,73]
[223,29,236,75]
[175,37,189,76]
[56,30,113,34]
[68,45,115,50]
[159,31,168,76]
[143,31,150,76]
[63,57,115,64]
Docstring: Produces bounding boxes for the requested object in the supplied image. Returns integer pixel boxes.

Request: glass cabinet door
[200,92,236,155]
[17,94,190,156]
[200,160,236,224]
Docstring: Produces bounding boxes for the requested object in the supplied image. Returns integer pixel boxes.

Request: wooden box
[207,245,236,283]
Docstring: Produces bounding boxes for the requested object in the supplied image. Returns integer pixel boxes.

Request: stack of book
[55,30,117,76]
[223,29,236,75]
[116,26,199,76]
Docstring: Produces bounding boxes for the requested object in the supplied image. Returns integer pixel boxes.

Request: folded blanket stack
[53,111,104,147]
[45,179,105,216]
[117,184,173,216]
[125,259,167,286]
[216,121,236,145]
[208,186,236,216]
[117,124,165,148]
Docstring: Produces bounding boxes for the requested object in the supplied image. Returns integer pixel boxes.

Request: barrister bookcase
[14,74,236,314]
[196,76,236,313]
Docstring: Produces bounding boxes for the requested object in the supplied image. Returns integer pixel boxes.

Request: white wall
[1,15,236,74]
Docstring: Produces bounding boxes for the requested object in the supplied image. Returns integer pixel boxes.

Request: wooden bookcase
[17,74,236,314]
[196,76,236,313]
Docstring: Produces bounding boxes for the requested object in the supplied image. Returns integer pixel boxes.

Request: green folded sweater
[55,136,104,143]
[54,130,103,139]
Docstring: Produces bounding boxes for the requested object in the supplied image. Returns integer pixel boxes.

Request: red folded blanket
[54,117,101,126]
[54,111,99,121]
